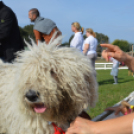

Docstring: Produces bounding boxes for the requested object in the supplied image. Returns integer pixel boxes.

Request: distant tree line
[19,24,133,55]
[112,39,132,52]
[19,24,35,45]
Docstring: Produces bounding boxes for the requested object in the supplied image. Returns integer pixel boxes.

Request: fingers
[107,52,115,58]
[105,108,115,111]
[66,127,80,134]
[102,50,109,61]
[67,117,83,134]
[70,121,74,127]
[66,117,95,134]
[101,44,120,52]
[115,108,121,115]
[69,117,90,130]
[70,117,81,127]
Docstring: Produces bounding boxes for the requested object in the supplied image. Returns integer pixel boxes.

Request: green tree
[112,39,130,52]
[61,42,70,47]
[19,24,35,46]
[69,35,74,45]
[23,24,35,39]
[95,32,109,53]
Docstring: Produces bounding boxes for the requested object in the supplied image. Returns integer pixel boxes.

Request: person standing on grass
[70,22,84,51]
[109,57,119,84]
[82,28,98,68]
[66,44,134,134]
[28,8,61,45]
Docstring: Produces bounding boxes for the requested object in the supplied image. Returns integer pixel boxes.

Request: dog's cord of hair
[36,114,39,134]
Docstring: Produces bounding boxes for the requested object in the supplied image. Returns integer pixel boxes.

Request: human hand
[105,105,128,115]
[66,117,96,134]
[101,44,127,62]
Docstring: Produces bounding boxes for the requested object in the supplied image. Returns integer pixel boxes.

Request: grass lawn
[96,58,108,63]
[88,69,134,119]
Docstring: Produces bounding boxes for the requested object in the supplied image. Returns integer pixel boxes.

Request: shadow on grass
[98,78,133,85]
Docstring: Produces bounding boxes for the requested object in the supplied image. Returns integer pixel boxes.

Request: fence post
[95,63,127,70]
[104,63,106,70]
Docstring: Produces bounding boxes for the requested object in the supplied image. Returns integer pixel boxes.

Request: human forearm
[34,30,42,45]
[66,114,133,134]
[124,54,134,72]
[95,113,133,134]
[83,49,88,55]
[83,44,89,55]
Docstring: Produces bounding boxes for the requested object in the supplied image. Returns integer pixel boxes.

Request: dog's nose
[25,89,39,102]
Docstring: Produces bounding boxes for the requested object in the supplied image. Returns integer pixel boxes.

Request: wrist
[124,54,133,69]
[94,121,108,134]
[89,121,101,134]
[124,53,131,62]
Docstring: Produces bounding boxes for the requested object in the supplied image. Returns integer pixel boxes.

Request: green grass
[96,58,108,63]
[88,70,134,119]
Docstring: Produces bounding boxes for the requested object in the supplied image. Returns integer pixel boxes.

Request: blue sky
[3,0,134,43]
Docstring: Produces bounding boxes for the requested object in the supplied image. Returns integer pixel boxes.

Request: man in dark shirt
[0,1,24,62]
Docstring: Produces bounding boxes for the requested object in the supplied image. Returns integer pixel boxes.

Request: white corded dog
[0,35,98,134]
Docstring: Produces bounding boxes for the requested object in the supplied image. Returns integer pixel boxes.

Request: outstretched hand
[105,105,127,115]
[101,44,127,62]
[66,117,96,134]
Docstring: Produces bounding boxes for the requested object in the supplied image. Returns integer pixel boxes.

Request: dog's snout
[25,89,39,102]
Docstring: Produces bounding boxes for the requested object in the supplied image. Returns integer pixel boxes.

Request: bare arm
[66,114,134,134]
[101,44,134,72]
[83,44,89,55]
[33,30,42,45]
[96,113,133,134]
[124,54,134,72]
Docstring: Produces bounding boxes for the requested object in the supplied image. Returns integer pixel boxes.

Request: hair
[29,8,40,17]
[72,22,84,34]
[86,28,96,38]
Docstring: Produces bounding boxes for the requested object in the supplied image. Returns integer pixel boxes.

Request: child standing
[109,57,119,84]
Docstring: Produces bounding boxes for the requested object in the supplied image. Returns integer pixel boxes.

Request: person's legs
[113,76,118,84]
[87,53,96,68]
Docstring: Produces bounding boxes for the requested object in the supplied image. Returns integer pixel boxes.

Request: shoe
[113,83,118,85]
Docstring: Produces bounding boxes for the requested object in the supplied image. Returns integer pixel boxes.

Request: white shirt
[82,35,98,55]
[70,32,84,52]
[110,57,119,68]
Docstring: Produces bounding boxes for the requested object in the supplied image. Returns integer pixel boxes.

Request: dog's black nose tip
[25,89,39,102]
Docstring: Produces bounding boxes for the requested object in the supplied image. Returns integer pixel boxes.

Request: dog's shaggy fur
[0,36,98,134]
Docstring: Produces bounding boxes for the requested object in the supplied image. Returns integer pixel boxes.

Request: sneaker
[113,83,118,85]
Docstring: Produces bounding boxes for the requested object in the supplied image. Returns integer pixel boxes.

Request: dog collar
[52,123,65,134]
